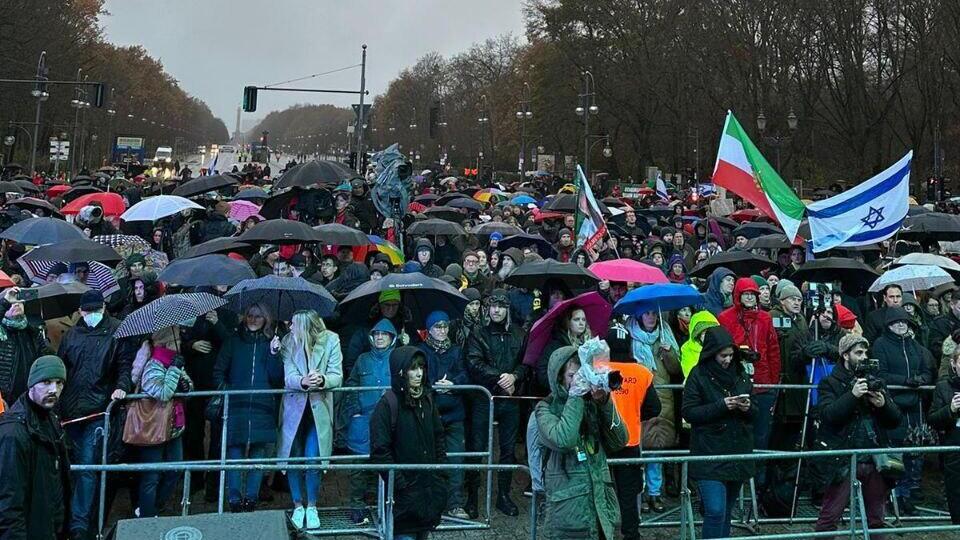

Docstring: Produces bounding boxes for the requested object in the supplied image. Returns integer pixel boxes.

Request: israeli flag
[807,151,913,253]
[698,183,717,197]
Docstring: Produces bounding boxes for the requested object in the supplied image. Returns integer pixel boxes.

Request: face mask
[83,311,104,328]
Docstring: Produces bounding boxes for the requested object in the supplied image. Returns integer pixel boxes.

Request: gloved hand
[171,354,186,370]
[803,341,828,358]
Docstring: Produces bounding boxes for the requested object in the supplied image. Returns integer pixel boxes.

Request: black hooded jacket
[413,238,444,279]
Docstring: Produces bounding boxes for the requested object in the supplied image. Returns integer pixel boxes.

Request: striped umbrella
[18,259,120,297]
[115,293,228,338]
[93,234,169,270]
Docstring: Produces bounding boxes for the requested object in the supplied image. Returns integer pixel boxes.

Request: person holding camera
[928,347,960,523]
[534,344,628,540]
[682,326,756,538]
[872,306,935,513]
[813,334,902,536]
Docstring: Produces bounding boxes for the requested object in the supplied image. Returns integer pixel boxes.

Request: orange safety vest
[596,361,653,447]
[0,391,5,415]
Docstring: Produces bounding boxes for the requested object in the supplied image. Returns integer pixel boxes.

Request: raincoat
[703,267,735,316]
[717,278,781,391]
[680,311,719,380]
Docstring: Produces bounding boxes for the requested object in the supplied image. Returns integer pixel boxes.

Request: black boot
[496,492,519,517]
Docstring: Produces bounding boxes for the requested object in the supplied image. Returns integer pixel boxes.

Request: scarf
[704,356,740,391]
[425,334,451,354]
[626,317,680,372]
[668,270,687,284]
[0,316,28,342]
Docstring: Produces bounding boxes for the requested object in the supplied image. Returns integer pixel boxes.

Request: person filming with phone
[813,335,902,536]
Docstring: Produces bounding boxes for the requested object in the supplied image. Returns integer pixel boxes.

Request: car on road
[219,144,238,154]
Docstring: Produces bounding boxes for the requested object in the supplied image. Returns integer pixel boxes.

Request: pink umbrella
[229,200,263,222]
[589,259,668,284]
[523,291,612,366]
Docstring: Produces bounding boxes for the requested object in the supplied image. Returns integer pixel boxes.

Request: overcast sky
[101,0,526,132]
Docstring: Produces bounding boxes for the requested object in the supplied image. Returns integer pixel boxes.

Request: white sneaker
[290,506,306,529]
[305,506,321,530]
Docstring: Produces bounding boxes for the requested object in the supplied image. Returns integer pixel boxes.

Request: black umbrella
[181,237,254,259]
[6,198,63,217]
[789,257,880,294]
[23,281,90,320]
[899,212,960,241]
[116,293,228,338]
[313,223,371,246]
[690,251,777,279]
[744,234,793,250]
[423,205,467,222]
[406,218,467,237]
[504,259,600,290]
[158,254,256,287]
[601,196,630,208]
[21,238,122,264]
[1,163,23,170]
[435,192,470,206]
[272,160,353,190]
[172,174,238,198]
[339,271,468,322]
[61,185,102,203]
[226,275,337,319]
[543,193,611,215]
[447,197,484,212]
[0,181,25,195]
[259,186,332,220]
[907,205,930,216]
[414,193,440,204]
[497,233,558,260]
[0,217,84,244]
[13,180,40,193]
[238,218,323,244]
[636,206,675,220]
[234,187,269,201]
[471,222,524,238]
[732,222,782,240]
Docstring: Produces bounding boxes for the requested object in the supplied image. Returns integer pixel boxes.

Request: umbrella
[13,180,40,193]
[6,197,62,217]
[21,238,121,263]
[869,264,953,293]
[237,218,323,244]
[313,223,371,246]
[636,206,675,220]
[172,174,238,198]
[115,293,228,338]
[414,193,440,205]
[259,186,331,220]
[234,187,269,201]
[407,218,467,237]
[0,271,13,288]
[745,234,793,250]
[368,235,404,265]
[60,192,125,216]
[226,275,337,319]
[471,222,524,238]
[61,185,103,203]
[423,205,467,222]
[447,198,484,212]
[543,193,611,215]
[473,188,506,203]
[729,209,765,223]
[891,252,960,278]
[159,254,256,287]
[272,160,354,190]
[23,281,90,319]
[497,233,558,260]
[91,234,168,271]
[121,195,204,222]
[900,212,960,241]
[181,237,254,259]
[523,292,613,366]
[436,193,470,206]
[790,257,880,294]
[690,251,777,279]
[601,196,630,208]
[339,271,468,322]
[18,259,120,297]
[0,217,85,245]
[504,259,600,290]
[613,283,704,316]
[588,259,669,284]
[46,184,71,198]
[732,222,782,239]
[508,194,537,206]
[0,181,25,195]
[228,200,263,222]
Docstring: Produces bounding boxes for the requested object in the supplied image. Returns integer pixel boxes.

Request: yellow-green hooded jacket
[680,311,719,380]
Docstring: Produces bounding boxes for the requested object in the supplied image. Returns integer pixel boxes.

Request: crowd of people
[1,159,960,540]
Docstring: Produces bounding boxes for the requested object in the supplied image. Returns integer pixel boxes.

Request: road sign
[352,103,371,120]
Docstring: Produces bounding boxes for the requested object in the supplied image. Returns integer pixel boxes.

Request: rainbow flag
[368,235,405,265]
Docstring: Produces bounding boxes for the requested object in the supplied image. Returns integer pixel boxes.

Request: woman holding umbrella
[120,273,161,318]
[213,302,283,512]
[278,310,343,530]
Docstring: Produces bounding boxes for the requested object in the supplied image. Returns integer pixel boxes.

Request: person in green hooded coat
[534,344,628,540]
[680,311,720,381]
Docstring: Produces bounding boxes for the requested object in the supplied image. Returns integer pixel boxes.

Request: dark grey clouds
[101,0,525,128]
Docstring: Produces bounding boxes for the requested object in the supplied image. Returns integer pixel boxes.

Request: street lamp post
[756,109,798,178]
[576,71,599,180]
[69,69,90,178]
[516,82,533,176]
[28,51,49,175]
[477,95,490,179]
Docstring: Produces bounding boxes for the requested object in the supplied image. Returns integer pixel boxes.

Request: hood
[732,277,760,310]
[328,262,370,293]
[707,267,735,293]
[502,247,525,267]
[901,293,921,313]
[546,345,578,401]
[667,253,686,272]
[884,306,912,327]
[698,326,745,380]
[389,345,427,395]
[371,317,398,336]
[415,238,435,259]
[687,310,719,345]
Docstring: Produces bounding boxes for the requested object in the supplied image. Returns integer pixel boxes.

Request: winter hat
[445,263,463,279]
[836,304,857,330]
[370,262,390,277]
[490,232,504,242]
[839,334,869,356]
[751,275,768,289]
[490,288,510,306]
[502,247,524,266]
[379,289,401,303]
[667,253,686,270]
[28,355,66,387]
[425,310,450,329]
[558,227,572,239]
[79,289,104,311]
[778,284,802,302]
[214,201,231,215]
[401,261,422,273]
[463,288,481,302]
[885,306,911,326]
[126,253,146,267]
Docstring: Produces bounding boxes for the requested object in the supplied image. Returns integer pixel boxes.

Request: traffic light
[93,83,107,108]
[242,86,258,112]
[348,151,357,170]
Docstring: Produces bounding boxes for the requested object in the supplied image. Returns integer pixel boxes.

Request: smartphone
[736,394,751,401]
[16,288,39,302]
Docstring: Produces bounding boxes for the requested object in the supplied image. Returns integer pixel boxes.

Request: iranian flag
[712,111,806,240]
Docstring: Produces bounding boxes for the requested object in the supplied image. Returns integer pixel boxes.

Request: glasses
[464,258,479,265]
[432,322,450,329]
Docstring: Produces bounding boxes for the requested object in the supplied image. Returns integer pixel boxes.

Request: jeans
[752,390,778,486]
[466,399,518,497]
[65,421,102,534]
[815,463,889,539]
[138,437,184,517]
[610,445,641,539]
[645,463,663,497]
[526,414,543,493]
[698,480,741,539]
[463,393,489,499]
[287,414,321,505]
[443,420,466,509]
[226,443,268,504]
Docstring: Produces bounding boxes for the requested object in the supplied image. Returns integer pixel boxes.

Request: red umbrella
[0,270,14,288]
[523,292,612,366]
[60,192,126,216]
[46,184,71,198]
[589,259,669,284]
[532,210,567,223]
[730,208,764,223]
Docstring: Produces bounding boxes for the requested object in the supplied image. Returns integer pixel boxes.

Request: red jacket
[716,277,781,392]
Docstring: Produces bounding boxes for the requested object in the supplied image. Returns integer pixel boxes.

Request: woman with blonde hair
[278,310,343,530]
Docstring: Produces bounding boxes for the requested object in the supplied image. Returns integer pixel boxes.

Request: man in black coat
[200,202,237,243]
[0,289,51,404]
[929,294,960,365]
[813,334,901,536]
[862,284,902,343]
[0,355,71,539]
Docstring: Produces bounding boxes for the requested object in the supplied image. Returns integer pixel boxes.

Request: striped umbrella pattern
[115,293,228,338]
[18,259,120,297]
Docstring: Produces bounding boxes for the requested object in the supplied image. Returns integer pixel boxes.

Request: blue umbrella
[613,283,704,316]
[509,194,537,205]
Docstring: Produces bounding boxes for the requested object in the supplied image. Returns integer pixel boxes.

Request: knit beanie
[778,284,802,301]
[463,288,481,302]
[751,275,768,289]
[425,310,450,329]
[28,355,66,387]
[839,334,869,356]
[379,289,401,303]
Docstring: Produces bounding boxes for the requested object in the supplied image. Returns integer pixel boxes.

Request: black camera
[739,346,760,363]
[853,358,885,392]
[606,370,623,392]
